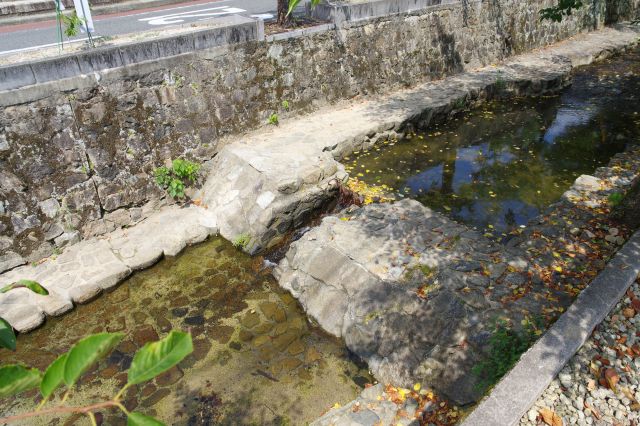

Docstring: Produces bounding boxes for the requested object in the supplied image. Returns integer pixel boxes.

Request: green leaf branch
[0,291,192,426]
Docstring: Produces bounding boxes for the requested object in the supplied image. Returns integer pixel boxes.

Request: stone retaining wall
[1,0,637,272]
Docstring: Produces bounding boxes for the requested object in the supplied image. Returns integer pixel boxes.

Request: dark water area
[0,238,371,425]
[346,47,640,236]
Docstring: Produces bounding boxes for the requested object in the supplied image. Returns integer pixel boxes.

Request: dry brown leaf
[620,386,638,404]
[623,307,636,318]
[584,401,602,419]
[604,368,620,392]
[539,407,563,426]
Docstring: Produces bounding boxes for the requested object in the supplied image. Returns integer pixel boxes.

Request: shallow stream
[0,238,371,425]
[346,47,640,236]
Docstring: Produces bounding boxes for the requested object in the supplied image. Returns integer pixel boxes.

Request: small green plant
[495,71,507,91]
[453,97,466,109]
[172,73,185,88]
[232,234,250,250]
[62,11,84,38]
[154,159,200,199]
[285,0,321,17]
[268,113,279,126]
[281,100,290,110]
[608,192,624,207]
[472,318,541,391]
[418,264,436,278]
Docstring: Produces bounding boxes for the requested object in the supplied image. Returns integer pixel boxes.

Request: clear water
[0,238,371,425]
[346,47,640,236]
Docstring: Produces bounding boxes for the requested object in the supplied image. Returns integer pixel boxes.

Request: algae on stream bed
[346,47,640,236]
[0,238,372,425]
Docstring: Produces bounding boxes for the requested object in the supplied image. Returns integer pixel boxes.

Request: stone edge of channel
[461,230,640,426]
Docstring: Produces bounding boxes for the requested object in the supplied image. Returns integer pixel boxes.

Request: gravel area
[520,277,640,426]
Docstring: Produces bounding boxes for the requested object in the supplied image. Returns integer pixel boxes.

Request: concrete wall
[0,15,262,92]
[0,0,637,272]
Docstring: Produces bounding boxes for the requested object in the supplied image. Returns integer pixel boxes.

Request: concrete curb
[0,14,259,93]
[462,231,640,426]
[265,23,335,42]
[312,0,463,24]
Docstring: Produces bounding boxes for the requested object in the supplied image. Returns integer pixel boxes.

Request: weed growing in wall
[154,159,200,199]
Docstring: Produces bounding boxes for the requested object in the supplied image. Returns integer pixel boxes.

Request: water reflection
[348,48,640,235]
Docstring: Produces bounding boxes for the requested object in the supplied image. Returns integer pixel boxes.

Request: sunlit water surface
[347,47,640,235]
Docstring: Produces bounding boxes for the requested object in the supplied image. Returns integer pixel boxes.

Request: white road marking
[138,6,245,25]
[108,0,232,19]
[0,36,102,56]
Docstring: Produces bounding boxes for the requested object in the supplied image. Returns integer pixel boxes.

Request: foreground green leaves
[0,318,16,351]
[128,331,193,385]
[0,365,42,397]
[0,280,49,295]
[287,0,320,16]
[64,332,124,387]
[40,353,68,399]
[0,328,190,425]
[127,412,165,426]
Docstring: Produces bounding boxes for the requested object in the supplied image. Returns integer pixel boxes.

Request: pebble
[520,280,640,426]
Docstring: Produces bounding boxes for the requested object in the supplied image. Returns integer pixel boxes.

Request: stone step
[198,137,348,254]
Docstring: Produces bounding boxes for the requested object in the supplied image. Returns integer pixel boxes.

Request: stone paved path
[520,277,640,426]
[0,205,218,332]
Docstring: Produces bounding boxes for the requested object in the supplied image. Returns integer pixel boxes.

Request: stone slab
[461,231,640,426]
[275,199,515,405]
[106,205,218,270]
[198,139,348,254]
[0,204,218,332]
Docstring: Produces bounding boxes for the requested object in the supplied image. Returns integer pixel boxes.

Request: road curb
[461,230,640,426]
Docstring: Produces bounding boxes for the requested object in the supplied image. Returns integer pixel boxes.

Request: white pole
[72,0,94,33]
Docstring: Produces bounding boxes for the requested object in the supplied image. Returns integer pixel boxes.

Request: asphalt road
[0,0,282,56]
